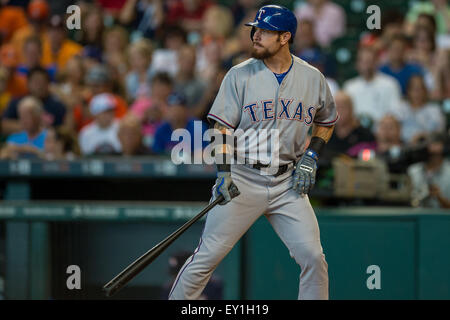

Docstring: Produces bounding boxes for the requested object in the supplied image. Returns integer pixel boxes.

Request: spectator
[360,10,404,65]
[405,0,450,36]
[191,65,226,122]
[74,5,104,49]
[294,19,337,95]
[322,91,375,163]
[73,0,94,18]
[16,35,57,81]
[132,98,162,149]
[97,0,127,18]
[80,46,103,72]
[72,6,105,71]
[343,46,403,127]
[375,115,403,156]
[196,39,223,84]
[102,25,129,80]
[78,93,122,156]
[374,114,406,173]
[222,19,254,69]
[130,72,172,118]
[438,49,450,101]
[149,26,187,78]
[0,44,28,98]
[414,13,438,35]
[72,65,128,132]
[130,72,173,148]
[407,27,439,98]
[0,3,28,43]
[117,114,151,156]
[152,92,208,155]
[10,0,49,64]
[408,133,450,209]
[202,5,234,42]
[1,96,47,159]
[230,0,259,27]
[2,66,66,135]
[0,67,11,114]
[41,14,83,71]
[50,55,86,128]
[48,0,75,16]
[398,75,445,145]
[43,126,80,160]
[424,47,450,103]
[174,45,206,109]
[165,0,214,33]
[294,19,325,65]
[295,0,346,47]
[118,0,164,39]
[125,39,153,102]
[197,5,234,81]
[203,4,239,60]
[379,34,424,95]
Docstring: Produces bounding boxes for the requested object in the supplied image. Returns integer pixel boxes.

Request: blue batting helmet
[245,5,298,41]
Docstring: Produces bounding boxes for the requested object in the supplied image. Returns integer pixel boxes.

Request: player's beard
[251,36,282,60]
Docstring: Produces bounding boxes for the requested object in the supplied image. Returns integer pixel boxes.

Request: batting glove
[293,149,318,195]
[214,172,235,205]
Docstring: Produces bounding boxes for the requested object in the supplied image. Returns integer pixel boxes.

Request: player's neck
[263,47,292,74]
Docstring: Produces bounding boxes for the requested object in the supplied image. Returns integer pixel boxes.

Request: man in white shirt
[78,93,122,155]
[343,46,403,127]
[408,133,450,209]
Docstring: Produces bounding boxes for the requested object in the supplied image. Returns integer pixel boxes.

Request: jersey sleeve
[313,75,339,126]
[207,69,241,129]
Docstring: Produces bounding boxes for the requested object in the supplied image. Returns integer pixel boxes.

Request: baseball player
[169,5,338,300]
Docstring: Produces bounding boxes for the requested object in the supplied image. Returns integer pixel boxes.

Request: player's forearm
[311,124,334,143]
[213,122,233,172]
[307,124,335,158]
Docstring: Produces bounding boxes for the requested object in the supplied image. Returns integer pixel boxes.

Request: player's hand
[293,149,318,195]
[214,172,237,205]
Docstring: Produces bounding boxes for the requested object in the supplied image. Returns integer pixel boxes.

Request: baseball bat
[102,184,240,297]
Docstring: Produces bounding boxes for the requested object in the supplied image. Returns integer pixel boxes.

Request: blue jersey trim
[273,55,294,85]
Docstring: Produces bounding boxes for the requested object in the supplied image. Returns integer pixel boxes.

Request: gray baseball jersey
[207,56,338,165]
[169,55,337,300]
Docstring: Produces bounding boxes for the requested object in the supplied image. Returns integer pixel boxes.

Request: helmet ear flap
[250,27,255,41]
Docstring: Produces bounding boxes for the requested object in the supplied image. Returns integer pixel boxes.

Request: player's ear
[280,31,291,45]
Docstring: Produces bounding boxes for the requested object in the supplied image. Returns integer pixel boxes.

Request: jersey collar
[273,55,294,76]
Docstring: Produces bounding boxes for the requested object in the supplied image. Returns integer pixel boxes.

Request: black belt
[249,162,293,177]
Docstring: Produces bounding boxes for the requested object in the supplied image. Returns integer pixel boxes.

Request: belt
[248,161,294,177]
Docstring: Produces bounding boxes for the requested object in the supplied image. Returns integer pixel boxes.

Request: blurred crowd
[0,0,448,206]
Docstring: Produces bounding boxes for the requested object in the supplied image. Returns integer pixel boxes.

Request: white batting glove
[213,172,234,205]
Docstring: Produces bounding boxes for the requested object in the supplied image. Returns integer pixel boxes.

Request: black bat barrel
[102,185,239,297]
